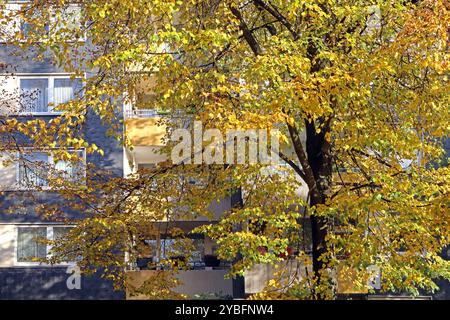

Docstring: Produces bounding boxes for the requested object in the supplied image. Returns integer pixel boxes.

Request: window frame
[14,224,76,267]
[17,74,84,116]
[15,150,50,188]
[14,147,86,191]
[137,236,206,270]
[15,225,47,264]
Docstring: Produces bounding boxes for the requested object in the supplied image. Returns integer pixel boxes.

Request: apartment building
[0,1,247,299]
[0,2,127,295]
[0,57,125,299]
[0,1,448,300]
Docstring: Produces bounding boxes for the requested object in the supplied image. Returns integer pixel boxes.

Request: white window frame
[17,74,84,115]
[14,224,76,267]
[14,147,86,191]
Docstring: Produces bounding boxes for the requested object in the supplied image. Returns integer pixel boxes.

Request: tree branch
[286,121,321,202]
[229,4,263,56]
[253,0,299,40]
[278,150,307,182]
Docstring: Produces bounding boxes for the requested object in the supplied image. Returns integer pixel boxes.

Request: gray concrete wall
[0,43,124,223]
[0,267,124,299]
[0,42,124,299]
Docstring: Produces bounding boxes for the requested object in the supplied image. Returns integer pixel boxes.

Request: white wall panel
[0,224,15,267]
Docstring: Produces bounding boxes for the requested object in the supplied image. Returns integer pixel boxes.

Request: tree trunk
[305,119,333,297]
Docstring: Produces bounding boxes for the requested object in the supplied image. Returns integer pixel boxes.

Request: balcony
[125,269,233,299]
[124,109,167,147]
[336,264,381,295]
[123,107,194,176]
[123,108,169,176]
[244,261,307,295]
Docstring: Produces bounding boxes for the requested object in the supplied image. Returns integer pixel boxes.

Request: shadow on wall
[0,267,124,300]
[85,107,124,178]
[0,191,86,222]
[0,45,65,74]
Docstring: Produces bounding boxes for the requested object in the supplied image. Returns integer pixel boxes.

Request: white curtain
[55,159,75,180]
[17,227,47,262]
[54,150,83,181]
[54,78,81,106]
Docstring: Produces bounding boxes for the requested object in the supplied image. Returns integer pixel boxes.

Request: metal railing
[124,108,192,130]
[124,109,160,118]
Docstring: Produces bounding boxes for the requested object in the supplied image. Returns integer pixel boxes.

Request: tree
[1,0,448,299]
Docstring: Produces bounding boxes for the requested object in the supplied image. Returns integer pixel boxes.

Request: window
[54,157,78,182]
[53,78,82,106]
[143,239,158,262]
[53,226,72,241]
[56,150,85,182]
[54,5,84,41]
[139,238,205,269]
[19,76,83,113]
[190,239,205,264]
[1,3,84,43]
[52,226,73,262]
[16,225,74,265]
[17,227,47,262]
[18,151,49,187]
[159,239,176,261]
[21,17,50,39]
[17,149,85,188]
[18,3,50,40]
[20,79,48,113]
[139,238,179,263]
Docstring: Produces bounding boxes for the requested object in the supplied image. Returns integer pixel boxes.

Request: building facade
[0,1,448,300]
[0,2,244,300]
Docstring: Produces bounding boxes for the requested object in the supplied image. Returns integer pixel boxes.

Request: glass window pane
[160,239,176,260]
[54,150,83,181]
[20,9,50,39]
[20,79,48,112]
[17,227,47,262]
[21,21,49,38]
[55,5,83,39]
[53,227,75,262]
[54,78,82,106]
[141,239,158,260]
[18,152,49,187]
[54,159,73,180]
[190,239,204,263]
[53,227,72,241]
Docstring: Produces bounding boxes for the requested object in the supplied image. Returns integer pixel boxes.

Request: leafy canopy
[0,0,448,299]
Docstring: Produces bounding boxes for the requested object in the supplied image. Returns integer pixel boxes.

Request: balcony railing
[124,108,191,119]
[124,109,161,118]
[126,269,234,299]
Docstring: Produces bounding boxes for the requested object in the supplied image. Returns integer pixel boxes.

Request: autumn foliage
[0,0,448,299]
